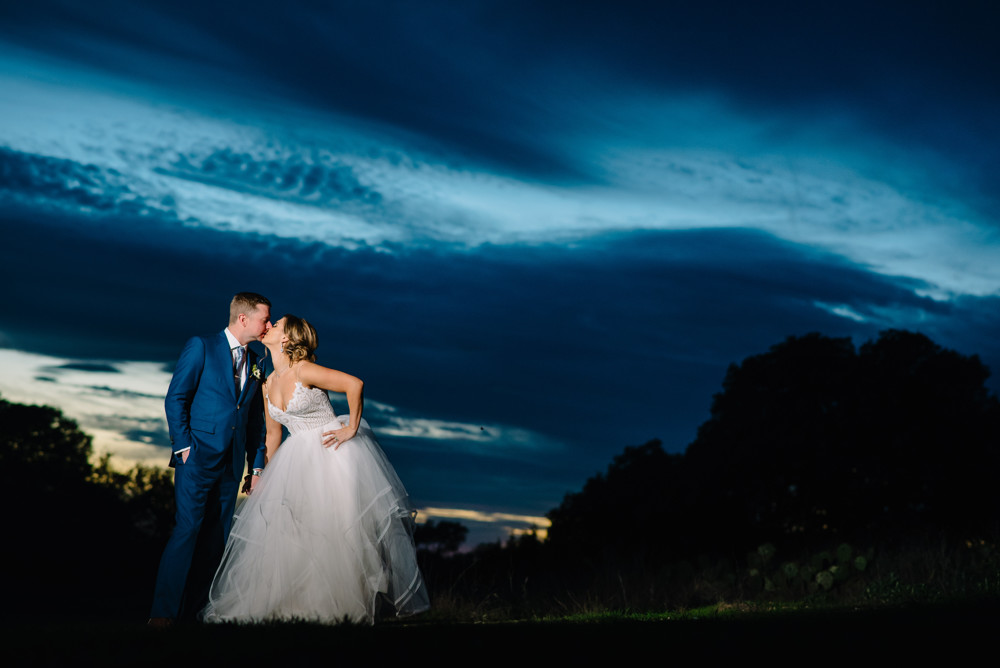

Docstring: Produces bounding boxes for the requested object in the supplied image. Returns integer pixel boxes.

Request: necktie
[233,346,246,395]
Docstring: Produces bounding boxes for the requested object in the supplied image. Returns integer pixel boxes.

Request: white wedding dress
[202,382,429,624]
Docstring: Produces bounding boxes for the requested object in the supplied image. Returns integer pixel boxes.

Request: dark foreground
[5,598,998,665]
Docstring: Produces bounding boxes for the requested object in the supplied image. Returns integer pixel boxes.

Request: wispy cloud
[0,346,558,469]
[419,506,551,542]
[0,349,172,466]
[367,401,563,455]
[814,302,867,323]
[3,44,998,300]
[420,506,551,527]
[0,146,169,218]
[159,146,382,208]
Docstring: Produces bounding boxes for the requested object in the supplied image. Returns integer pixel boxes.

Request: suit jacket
[164,331,267,481]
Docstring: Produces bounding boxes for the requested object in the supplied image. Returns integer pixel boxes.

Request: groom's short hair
[229,292,271,324]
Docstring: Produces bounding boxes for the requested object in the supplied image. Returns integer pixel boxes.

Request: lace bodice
[267,382,338,435]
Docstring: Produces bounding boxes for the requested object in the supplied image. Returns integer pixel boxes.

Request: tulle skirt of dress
[201,417,429,624]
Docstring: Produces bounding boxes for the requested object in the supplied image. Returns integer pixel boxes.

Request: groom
[149,292,271,626]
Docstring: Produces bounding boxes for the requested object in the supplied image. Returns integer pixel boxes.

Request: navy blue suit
[150,331,267,620]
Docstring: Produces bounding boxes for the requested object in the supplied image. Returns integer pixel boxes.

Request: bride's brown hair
[281,314,318,363]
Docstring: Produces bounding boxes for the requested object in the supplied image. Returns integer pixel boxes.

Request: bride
[202,314,429,624]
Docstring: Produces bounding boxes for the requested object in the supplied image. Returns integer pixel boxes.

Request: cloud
[363,400,564,456]
[420,506,551,528]
[0,146,158,216]
[813,303,868,323]
[3,205,991,453]
[6,0,995,195]
[0,349,172,466]
[159,147,382,208]
[418,506,551,542]
[79,386,165,401]
[53,362,120,373]
[3,37,998,299]
[376,417,553,450]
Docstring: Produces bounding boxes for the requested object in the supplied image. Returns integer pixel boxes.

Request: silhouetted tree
[852,330,1000,537]
[547,440,693,562]
[0,395,94,488]
[415,520,469,554]
[1,395,175,619]
[683,333,862,551]
[685,330,1000,551]
[548,330,1000,566]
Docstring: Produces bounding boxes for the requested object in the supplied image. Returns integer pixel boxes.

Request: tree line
[549,329,1000,561]
[421,330,1000,613]
[5,328,999,618]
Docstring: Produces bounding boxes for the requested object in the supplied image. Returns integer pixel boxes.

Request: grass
[6,597,998,665]
[6,539,997,664]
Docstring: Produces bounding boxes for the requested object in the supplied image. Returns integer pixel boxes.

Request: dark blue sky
[2,0,998,542]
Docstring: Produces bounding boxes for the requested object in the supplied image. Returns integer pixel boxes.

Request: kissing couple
[149,292,428,626]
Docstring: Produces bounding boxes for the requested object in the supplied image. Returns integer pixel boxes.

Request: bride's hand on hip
[322,425,357,450]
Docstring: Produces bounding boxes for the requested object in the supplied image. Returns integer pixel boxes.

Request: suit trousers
[149,460,239,620]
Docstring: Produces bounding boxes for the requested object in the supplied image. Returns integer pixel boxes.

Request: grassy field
[7,598,998,665]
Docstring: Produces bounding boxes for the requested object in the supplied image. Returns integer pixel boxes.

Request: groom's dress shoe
[147,617,175,630]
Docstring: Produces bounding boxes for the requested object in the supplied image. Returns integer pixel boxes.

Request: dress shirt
[225,327,248,391]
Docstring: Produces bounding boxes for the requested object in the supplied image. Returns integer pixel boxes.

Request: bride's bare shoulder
[297,360,361,392]
[295,360,325,384]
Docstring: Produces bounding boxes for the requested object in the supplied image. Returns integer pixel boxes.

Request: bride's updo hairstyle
[282,314,318,363]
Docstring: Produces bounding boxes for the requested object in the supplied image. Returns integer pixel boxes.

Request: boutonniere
[250,363,263,381]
